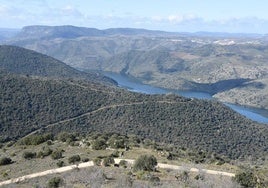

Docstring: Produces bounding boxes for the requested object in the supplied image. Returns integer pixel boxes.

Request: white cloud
[1,1,268,34]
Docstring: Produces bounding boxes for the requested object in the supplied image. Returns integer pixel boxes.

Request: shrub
[47,177,63,188]
[56,160,64,167]
[92,139,107,150]
[102,156,115,167]
[20,134,53,145]
[149,175,161,186]
[110,150,119,158]
[93,158,102,166]
[37,147,53,158]
[51,150,63,160]
[108,136,126,149]
[82,158,89,162]
[234,169,258,187]
[133,155,157,172]
[57,132,75,143]
[68,155,81,164]
[23,151,36,159]
[46,140,53,145]
[0,157,12,165]
[136,170,151,180]
[119,160,128,168]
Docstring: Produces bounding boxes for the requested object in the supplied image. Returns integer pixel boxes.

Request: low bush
[56,160,64,167]
[119,160,128,168]
[102,156,114,167]
[68,155,81,164]
[51,150,63,160]
[23,151,36,159]
[47,176,63,188]
[93,158,102,166]
[133,155,157,172]
[0,157,12,165]
[91,138,107,150]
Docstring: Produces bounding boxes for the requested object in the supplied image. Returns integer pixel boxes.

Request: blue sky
[1,0,268,33]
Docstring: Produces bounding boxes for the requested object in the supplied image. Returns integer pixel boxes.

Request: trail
[23,100,182,138]
[0,158,235,186]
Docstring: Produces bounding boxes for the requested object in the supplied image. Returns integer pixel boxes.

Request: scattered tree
[68,155,81,164]
[23,151,36,159]
[51,150,63,160]
[133,155,157,172]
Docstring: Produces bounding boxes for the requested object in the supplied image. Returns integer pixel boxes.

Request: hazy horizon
[1,0,268,34]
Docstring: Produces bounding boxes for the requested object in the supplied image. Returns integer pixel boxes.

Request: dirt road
[0,159,235,186]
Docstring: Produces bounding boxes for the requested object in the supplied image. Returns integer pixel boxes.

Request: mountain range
[3,25,268,110]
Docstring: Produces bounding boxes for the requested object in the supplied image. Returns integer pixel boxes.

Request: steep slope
[0,71,267,159]
[0,45,115,84]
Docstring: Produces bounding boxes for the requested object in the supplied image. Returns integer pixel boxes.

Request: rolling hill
[0,45,115,85]
[4,25,268,110]
[0,46,267,159]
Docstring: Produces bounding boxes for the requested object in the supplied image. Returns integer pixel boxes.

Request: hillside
[0,45,115,85]
[1,70,267,159]
[4,25,268,110]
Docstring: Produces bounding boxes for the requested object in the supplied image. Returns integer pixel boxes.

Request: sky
[1,0,268,33]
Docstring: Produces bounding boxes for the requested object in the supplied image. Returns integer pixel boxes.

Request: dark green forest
[0,45,267,160]
[0,45,115,84]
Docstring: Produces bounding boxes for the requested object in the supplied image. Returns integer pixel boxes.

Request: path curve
[0,158,235,186]
[23,100,183,138]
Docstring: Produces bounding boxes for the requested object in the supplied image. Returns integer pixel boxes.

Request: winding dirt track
[23,100,184,138]
[0,158,235,186]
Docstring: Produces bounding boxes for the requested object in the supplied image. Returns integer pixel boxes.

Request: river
[104,72,268,124]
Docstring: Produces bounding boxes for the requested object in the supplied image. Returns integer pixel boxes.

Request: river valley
[104,72,268,124]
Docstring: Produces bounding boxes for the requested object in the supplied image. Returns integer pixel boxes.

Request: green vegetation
[7,26,268,109]
[0,45,267,161]
[0,131,267,187]
[0,157,12,166]
[22,151,36,159]
[68,155,81,164]
[47,176,64,188]
[102,156,115,167]
[0,45,114,84]
[37,146,53,158]
[133,155,157,172]
[1,69,267,159]
[51,150,63,160]
[19,134,53,145]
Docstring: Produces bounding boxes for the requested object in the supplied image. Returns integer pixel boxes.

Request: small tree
[119,160,128,168]
[23,151,36,159]
[68,155,81,164]
[92,138,107,150]
[93,157,102,166]
[0,157,12,165]
[234,169,258,187]
[47,177,63,188]
[102,156,115,167]
[51,150,63,160]
[133,155,157,172]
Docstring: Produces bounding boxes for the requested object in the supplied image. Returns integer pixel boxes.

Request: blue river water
[104,72,268,124]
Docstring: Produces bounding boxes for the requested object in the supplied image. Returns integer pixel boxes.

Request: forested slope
[1,71,267,159]
[0,45,115,85]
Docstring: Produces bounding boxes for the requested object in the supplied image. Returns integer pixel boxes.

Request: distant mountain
[14,25,175,40]
[4,25,268,109]
[0,45,115,85]
[11,25,265,40]
[0,28,20,41]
